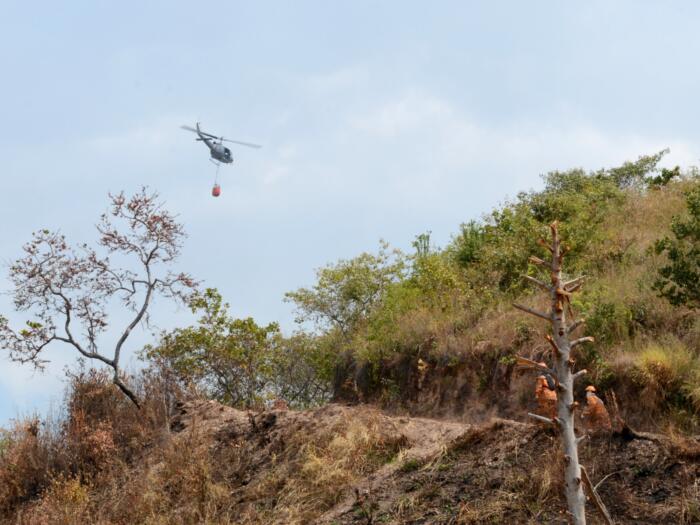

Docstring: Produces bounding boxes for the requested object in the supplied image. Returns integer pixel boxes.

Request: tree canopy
[0,188,196,406]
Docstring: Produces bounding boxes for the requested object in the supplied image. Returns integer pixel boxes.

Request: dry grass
[0,418,55,517]
[0,365,180,524]
[2,396,698,524]
[15,475,91,525]
[592,186,679,270]
[236,411,407,524]
[603,337,700,431]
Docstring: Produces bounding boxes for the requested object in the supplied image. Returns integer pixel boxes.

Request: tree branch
[113,277,155,367]
[522,274,551,292]
[563,276,586,291]
[529,255,548,267]
[594,471,622,492]
[545,334,563,357]
[571,336,595,348]
[53,291,114,366]
[9,334,56,366]
[54,337,114,366]
[113,373,141,409]
[528,412,556,425]
[512,303,551,322]
[537,238,554,253]
[580,465,615,525]
[572,369,588,382]
[567,319,586,334]
[516,356,557,377]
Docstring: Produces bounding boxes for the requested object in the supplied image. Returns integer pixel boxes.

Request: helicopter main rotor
[180,124,261,148]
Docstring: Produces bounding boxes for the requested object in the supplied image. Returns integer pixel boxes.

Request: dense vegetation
[1,151,700,522]
[143,288,334,408]
[276,150,700,430]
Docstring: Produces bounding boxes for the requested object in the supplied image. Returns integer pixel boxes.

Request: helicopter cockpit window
[224,148,231,156]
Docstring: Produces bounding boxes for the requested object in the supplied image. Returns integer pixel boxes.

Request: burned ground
[158,400,700,525]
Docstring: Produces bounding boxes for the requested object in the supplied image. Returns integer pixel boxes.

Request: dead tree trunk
[514,222,592,525]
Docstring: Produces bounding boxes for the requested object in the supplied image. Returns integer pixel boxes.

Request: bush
[633,339,700,417]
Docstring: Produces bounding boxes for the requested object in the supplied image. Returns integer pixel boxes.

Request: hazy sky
[2,1,700,424]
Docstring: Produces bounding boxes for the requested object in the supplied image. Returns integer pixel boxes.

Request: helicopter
[181,123,261,196]
[181,122,261,164]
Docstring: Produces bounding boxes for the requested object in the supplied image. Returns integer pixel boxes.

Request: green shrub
[574,292,632,348]
[654,183,700,308]
[450,221,486,267]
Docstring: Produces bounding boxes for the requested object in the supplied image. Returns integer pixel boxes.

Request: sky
[2,1,700,424]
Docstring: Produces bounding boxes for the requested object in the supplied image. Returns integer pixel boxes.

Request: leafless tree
[514,222,612,525]
[0,188,197,407]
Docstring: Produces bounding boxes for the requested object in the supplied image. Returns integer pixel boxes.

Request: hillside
[300,155,700,435]
[5,397,699,524]
[1,152,700,523]
[168,400,699,525]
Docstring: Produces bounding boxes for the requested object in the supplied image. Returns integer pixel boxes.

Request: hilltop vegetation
[1,151,700,523]
[279,150,700,432]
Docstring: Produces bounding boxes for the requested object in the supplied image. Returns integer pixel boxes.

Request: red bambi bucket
[212,184,221,197]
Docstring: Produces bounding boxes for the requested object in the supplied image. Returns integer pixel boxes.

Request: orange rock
[535,375,558,419]
[581,386,611,435]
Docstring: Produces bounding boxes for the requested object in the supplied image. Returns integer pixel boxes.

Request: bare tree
[0,188,197,407]
[514,222,611,525]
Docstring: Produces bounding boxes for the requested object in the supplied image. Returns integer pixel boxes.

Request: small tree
[654,184,700,308]
[269,332,334,407]
[514,222,612,525]
[143,288,280,408]
[284,242,406,336]
[0,188,196,407]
